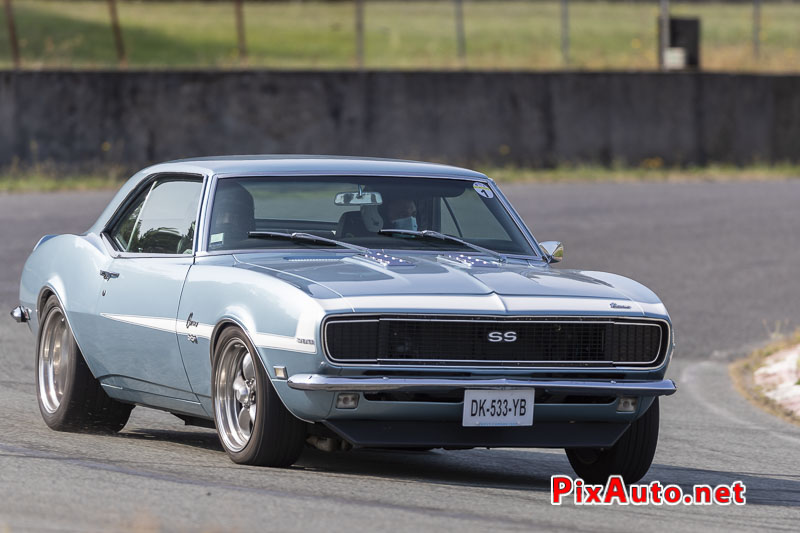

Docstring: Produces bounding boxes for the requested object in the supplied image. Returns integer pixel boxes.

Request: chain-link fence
[2,0,798,71]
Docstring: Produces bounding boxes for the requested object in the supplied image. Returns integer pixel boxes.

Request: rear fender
[21,233,112,377]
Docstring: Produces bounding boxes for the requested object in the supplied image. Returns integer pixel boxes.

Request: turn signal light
[617,396,638,413]
[336,393,359,409]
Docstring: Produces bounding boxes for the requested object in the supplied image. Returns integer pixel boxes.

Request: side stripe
[101,313,316,353]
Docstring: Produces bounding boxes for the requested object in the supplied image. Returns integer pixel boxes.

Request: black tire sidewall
[212,328,273,464]
[566,397,660,484]
[35,296,82,429]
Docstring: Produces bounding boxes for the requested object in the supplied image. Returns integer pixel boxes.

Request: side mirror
[539,241,563,264]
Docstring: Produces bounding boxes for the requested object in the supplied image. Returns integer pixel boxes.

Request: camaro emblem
[610,302,632,309]
[488,331,517,343]
[186,312,199,328]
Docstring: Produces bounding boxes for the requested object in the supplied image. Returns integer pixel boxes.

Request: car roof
[88,156,490,234]
[156,155,488,180]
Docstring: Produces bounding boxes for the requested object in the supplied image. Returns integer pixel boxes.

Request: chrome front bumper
[287,374,677,396]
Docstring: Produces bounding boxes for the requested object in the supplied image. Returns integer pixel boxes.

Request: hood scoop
[438,253,501,269]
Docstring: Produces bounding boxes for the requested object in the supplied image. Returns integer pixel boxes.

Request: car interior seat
[209,182,255,248]
[336,211,368,238]
[336,205,383,238]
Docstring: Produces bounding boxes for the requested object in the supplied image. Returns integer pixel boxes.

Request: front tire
[36,295,133,433]
[565,398,660,484]
[212,327,306,466]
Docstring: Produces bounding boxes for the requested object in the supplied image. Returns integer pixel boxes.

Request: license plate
[462,389,534,427]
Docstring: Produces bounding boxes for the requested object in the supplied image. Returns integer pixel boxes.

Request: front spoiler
[287,374,677,397]
[324,420,632,449]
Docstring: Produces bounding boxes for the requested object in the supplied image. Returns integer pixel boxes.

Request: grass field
[0,1,798,71]
[2,164,798,193]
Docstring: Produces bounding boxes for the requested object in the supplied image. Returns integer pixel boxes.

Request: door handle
[100,270,120,280]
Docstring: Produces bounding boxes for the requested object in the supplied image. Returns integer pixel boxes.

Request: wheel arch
[36,282,70,338]
[208,317,314,422]
[209,317,260,369]
[37,286,56,322]
[33,283,105,380]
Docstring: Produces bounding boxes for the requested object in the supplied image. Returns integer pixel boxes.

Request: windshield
[207,176,536,256]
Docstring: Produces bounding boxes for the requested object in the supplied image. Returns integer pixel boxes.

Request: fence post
[453,0,466,67]
[355,0,365,69]
[234,0,247,62]
[658,0,670,70]
[752,0,761,60]
[106,0,127,66]
[3,0,20,68]
[560,0,569,66]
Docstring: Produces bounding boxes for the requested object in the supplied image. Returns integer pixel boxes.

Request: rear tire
[36,295,133,433]
[565,398,660,484]
[212,327,306,466]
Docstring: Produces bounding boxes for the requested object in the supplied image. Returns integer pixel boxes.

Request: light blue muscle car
[12,156,675,482]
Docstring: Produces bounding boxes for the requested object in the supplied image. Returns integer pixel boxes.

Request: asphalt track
[1,181,799,531]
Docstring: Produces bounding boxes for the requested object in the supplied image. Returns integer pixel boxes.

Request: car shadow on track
[120,427,224,453]
[117,427,800,505]
[296,447,563,493]
[119,427,557,492]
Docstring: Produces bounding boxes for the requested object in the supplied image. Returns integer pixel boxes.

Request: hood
[233,252,652,306]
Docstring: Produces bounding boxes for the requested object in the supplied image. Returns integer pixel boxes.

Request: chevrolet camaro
[11,156,676,483]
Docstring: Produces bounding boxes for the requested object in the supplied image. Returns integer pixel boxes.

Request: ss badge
[488,331,517,342]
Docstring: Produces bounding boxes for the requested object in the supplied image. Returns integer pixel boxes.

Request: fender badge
[610,302,632,309]
[296,338,315,345]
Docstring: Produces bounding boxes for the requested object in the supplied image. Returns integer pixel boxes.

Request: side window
[113,196,145,250]
[111,178,203,254]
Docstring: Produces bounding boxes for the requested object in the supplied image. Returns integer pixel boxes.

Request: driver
[383,198,417,231]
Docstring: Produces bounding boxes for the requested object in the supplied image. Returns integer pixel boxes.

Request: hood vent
[359,251,414,267]
[438,254,501,269]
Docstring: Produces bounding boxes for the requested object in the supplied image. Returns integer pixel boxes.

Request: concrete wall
[1,71,798,171]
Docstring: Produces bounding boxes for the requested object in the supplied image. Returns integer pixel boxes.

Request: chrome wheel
[38,307,72,414]
[215,339,258,453]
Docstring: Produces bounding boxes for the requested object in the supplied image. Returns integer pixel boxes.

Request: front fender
[177,257,334,420]
[576,270,670,319]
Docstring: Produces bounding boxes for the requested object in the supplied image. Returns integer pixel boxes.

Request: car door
[94,175,206,413]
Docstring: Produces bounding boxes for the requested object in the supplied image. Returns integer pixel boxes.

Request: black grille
[324,315,667,367]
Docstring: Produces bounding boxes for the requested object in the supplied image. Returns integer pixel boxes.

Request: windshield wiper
[248,231,369,254]
[377,229,507,263]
